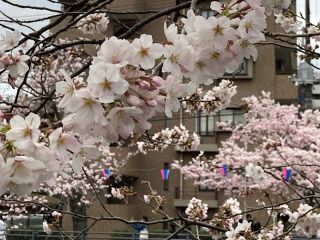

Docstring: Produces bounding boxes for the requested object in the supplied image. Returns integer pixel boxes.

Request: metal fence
[2,230,213,240]
[2,230,317,240]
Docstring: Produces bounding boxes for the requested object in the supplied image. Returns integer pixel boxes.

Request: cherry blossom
[131,34,164,70]
[1,1,319,238]
[49,127,81,162]
[6,113,41,151]
[42,220,52,235]
[185,197,208,220]
[76,13,109,34]
[88,62,129,103]
[0,31,21,51]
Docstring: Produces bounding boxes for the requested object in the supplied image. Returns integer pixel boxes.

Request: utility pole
[306,0,310,46]
[298,0,313,108]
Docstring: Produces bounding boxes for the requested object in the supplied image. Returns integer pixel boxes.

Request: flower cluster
[109,186,136,203]
[0,112,104,196]
[185,197,208,221]
[182,80,237,114]
[137,125,200,153]
[76,13,110,34]
[273,203,320,237]
[111,187,125,199]
[275,12,301,33]
[256,221,287,240]
[208,198,242,234]
[225,220,252,240]
[0,31,29,87]
[245,163,268,185]
[262,0,291,14]
[56,0,268,150]
[176,92,320,197]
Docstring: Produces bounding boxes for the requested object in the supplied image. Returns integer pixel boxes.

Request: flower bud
[146,99,157,107]
[157,95,166,106]
[127,95,142,106]
[151,76,165,88]
[138,80,151,90]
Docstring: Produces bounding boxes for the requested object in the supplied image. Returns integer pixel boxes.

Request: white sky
[296,0,320,72]
[0,1,61,91]
[0,0,318,70]
[0,0,61,35]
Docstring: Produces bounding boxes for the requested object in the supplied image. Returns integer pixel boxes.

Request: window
[200,9,215,18]
[199,176,215,191]
[197,109,245,135]
[162,217,169,230]
[198,113,215,136]
[113,20,137,37]
[105,175,137,204]
[110,14,138,37]
[163,162,170,191]
[275,47,295,74]
[165,116,173,129]
[224,59,253,79]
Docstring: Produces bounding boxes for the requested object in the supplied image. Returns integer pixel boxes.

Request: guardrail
[2,230,315,239]
[2,229,214,240]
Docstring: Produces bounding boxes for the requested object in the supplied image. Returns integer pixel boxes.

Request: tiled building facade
[58,0,298,233]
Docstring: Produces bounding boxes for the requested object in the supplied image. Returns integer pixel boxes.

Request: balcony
[312,84,320,95]
[175,143,219,152]
[173,187,218,208]
[312,99,320,108]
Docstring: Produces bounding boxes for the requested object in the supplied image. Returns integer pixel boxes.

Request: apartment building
[58,0,298,233]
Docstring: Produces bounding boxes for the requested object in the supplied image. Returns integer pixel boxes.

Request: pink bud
[146,99,157,107]
[151,76,165,88]
[157,96,166,106]
[127,95,142,106]
[139,80,151,90]
[62,114,75,131]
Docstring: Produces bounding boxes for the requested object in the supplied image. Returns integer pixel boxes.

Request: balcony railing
[174,186,218,208]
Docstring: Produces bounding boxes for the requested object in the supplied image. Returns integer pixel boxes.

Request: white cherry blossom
[6,113,41,151]
[93,36,131,67]
[88,62,129,103]
[3,156,46,195]
[0,31,21,51]
[163,39,194,76]
[107,107,143,139]
[131,34,164,70]
[49,127,81,162]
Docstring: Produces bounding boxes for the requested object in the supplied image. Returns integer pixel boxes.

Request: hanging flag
[102,168,111,177]
[160,169,170,181]
[219,163,228,176]
[282,167,292,181]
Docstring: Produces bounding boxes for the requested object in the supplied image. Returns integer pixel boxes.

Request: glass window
[225,59,249,77]
[199,176,215,191]
[234,110,246,123]
[275,47,294,74]
[219,109,234,123]
[199,112,216,135]
[201,9,214,18]
[198,109,245,135]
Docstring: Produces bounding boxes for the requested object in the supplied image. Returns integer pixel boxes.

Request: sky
[0,1,61,94]
[296,0,320,72]
[0,0,61,35]
[0,0,318,70]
